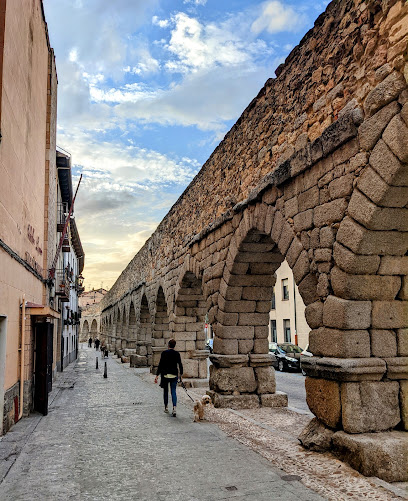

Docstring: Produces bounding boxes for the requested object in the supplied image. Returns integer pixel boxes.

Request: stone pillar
[191,349,209,379]
[208,353,287,409]
[301,294,408,482]
[151,346,163,374]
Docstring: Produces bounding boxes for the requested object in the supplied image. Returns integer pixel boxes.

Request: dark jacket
[157,349,183,381]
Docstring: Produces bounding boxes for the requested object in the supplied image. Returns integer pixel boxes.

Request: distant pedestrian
[154,339,183,417]
[88,337,92,348]
[95,339,100,350]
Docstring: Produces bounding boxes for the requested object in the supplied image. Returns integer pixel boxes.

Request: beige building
[79,288,107,309]
[269,261,309,350]
[0,0,60,434]
[0,1,84,435]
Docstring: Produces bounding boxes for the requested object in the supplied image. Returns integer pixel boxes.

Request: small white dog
[193,395,213,422]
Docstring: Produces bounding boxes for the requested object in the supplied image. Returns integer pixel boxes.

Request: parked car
[300,344,313,375]
[301,344,313,357]
[205,338,213,353]
[269,342,302,372]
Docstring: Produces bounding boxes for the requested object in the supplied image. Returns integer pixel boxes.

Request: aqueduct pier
[99,0,408,481]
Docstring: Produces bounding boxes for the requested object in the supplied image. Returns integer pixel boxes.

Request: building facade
[269,261,309,349]
[55,149,85,370]
[0,1,84,434]
[0,0,60,434]
[79,288,107,309]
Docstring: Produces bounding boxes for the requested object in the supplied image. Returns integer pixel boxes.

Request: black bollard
[103,361,107,378]
[96,356,98,370]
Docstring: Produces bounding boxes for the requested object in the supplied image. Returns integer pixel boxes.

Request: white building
[269,260,309,349]
[55,149,84,370]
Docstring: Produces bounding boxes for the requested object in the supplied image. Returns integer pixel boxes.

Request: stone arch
[151,286,171,373]
[131,293,153,368]
[108,314,113,346]
[299,118,408,437]
[174,269,208,379]
[121,304,128,350]
[90,319,98,339]
[127,301,137,349]
[210,205,316,408]
[115,306,123,352]
[82,320,89,341]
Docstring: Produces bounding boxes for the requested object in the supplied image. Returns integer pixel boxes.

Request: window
[282,278,289,300]
[283,319,291,343]
[270,320,277,343]
[271,287,276,310]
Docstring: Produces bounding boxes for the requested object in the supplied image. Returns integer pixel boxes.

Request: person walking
[95,338,100,350]
[154,339,183,417]
[88,337,92,348]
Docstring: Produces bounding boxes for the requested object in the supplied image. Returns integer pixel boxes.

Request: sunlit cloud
[251,1,307,34]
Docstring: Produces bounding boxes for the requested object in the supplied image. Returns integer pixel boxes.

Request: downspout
[19,295,26,420]
[293,280,298,346]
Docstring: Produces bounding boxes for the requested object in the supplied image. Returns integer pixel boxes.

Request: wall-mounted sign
[27,224,43,255]
[25,252,43,277]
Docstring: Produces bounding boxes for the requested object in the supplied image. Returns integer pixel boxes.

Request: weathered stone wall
[100,0,408,480]
[103,0,407,303]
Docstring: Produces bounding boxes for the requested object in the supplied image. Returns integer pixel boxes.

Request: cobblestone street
[0,347,326,501]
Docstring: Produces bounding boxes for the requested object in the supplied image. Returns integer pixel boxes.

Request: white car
[301,344,313,357]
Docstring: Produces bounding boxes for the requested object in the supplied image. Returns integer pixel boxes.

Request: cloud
[61,131,200,186]
[164,13,268,73]
[152,16,170,28]
[86,12,277,133]
[251,1,306,34]
[113,62,276,133]
[183,0,208,6]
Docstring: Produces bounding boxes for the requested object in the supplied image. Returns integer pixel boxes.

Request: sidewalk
[0,346,406,501]
[0,346,325,501]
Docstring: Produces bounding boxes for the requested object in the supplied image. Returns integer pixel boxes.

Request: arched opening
[175,271,207,379]
[90,319,97,340]
[121,308,127,350]
[210,226,315,409]
[138,294,152,366]
[127,301,137,349]
[115,307,122,352]
[151,287,170,373]
[109,315,113,346]
[82,320,89,341]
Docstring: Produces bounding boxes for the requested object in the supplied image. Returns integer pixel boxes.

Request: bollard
[96,356,98,370]
[104,361,107,378]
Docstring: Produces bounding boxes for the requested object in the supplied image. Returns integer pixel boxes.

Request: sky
[43,0,329,291]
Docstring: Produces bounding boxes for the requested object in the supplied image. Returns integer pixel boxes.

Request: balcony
[57,202,69,233]
[55,269,70,302]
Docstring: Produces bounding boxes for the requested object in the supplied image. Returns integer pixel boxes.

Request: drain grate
[281,475,302,482]
[225,486,238,491]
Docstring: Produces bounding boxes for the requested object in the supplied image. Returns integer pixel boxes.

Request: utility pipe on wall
[19,295,26,420]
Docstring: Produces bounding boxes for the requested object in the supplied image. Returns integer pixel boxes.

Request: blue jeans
[163,377,178,408]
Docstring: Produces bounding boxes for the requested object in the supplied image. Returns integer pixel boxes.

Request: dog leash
[180,381,195,402]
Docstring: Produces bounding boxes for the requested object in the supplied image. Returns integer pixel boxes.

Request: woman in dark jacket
[154,339,183,417]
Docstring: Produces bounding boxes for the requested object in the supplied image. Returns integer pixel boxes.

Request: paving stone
[0,347,326,501]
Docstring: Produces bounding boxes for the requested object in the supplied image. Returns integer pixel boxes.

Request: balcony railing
[57,202,69,233]
[55,268,70,302]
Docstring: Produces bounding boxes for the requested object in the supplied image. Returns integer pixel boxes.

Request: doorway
[34,321,53,415]
[0,315,7,435]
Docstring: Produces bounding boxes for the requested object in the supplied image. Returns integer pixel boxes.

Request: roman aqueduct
[98,0,408,481]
